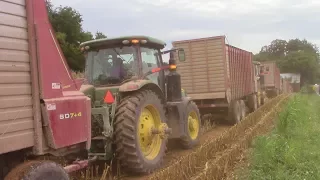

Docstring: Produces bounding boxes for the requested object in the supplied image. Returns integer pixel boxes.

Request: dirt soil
[121,125,231,180]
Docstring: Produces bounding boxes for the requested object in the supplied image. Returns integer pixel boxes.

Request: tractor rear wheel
[179,101,201,149]
[227,100,241,125]
[5,161,69,180]
[114,90,168,174]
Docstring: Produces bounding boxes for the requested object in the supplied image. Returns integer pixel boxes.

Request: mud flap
[166,97,191,139]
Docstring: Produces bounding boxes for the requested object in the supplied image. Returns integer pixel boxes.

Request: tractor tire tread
[179,101,201,149]
[5,160,69,180]
[114,90,167,174]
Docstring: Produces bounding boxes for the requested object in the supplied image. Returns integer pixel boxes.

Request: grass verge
[239,94,320,180]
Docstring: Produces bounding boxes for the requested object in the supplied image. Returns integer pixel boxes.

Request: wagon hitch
[63,156,98,173]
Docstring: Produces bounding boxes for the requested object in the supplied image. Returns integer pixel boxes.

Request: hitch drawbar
[64,156,97,173]
[151,123,172,139]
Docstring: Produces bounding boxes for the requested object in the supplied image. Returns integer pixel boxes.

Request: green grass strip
[244,94,320,180]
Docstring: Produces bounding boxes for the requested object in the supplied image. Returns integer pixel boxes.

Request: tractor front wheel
[179,101,201,149]
[114,90,168,174]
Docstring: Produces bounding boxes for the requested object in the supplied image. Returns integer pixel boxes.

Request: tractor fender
[119,79,164,100]
[166,96,194,139]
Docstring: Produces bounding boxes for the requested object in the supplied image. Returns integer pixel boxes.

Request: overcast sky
[52,0,320,55]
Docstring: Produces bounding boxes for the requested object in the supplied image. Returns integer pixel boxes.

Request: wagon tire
[239,100,246,120]
[5,161,69,180]
[227,100,241,125]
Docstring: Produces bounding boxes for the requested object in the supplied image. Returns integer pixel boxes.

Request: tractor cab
[80,36,184,88]
[78,36,198,174]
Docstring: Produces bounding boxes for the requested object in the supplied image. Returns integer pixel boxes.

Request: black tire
[114,90,167,174]
[261,94,264,105]
[0,156,8,180]
[227,100,241,125]
[248,94,258,112]
[239,100,246,120]
[179,101,201,149]
[5,161,69,180]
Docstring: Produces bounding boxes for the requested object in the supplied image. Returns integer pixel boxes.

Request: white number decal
[59,112,82,120]
[65,113,70,119]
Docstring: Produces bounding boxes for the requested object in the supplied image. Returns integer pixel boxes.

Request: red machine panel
[43,93,91,149]
[227,45,254,100]
[33,0,79,99]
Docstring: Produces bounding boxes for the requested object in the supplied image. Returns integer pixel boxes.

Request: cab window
[141,47,160,85]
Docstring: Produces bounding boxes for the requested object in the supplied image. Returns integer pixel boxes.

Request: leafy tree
[45,0,104,71]
[279,51,318,84]
[254,38,320,85]
[95,31,107,39]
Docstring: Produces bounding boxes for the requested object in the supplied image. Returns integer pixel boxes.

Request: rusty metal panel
[0,0,34,154]
[261,61,280,90]
[227,45,254,100]
[261,62,275,86]
[172,36,227,99]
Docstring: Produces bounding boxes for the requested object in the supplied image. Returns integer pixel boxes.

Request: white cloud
[51,0,320,54]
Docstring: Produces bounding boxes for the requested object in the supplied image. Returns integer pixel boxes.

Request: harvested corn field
[67,94,290,180]
[122,94,290,180]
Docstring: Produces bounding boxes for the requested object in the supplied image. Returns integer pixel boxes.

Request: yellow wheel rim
[188,111,200,140]
[138,105,162,160]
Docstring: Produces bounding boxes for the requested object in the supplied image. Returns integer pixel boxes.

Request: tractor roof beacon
[0,0,201,177]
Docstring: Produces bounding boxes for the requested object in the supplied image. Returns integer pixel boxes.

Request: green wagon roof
[80,35,167,49]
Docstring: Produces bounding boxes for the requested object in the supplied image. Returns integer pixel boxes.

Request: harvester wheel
[239,100,246,120]
[227,100,241,125]
[5,161,69,180]
[114,90,167,174]
[179,101,201,149]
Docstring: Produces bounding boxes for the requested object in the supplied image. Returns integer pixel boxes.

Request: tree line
[47,1,320,85]
[254,39,320,85]
[46,0,107,71]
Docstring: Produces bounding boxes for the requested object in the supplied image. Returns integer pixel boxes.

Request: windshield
[85,46,138,85]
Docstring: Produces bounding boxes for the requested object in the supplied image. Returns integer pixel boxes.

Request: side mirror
[178,49,186,62]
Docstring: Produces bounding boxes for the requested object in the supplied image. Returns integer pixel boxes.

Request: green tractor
[79,36,201,174]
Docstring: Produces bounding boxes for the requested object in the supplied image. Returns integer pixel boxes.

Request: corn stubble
[148,94,291,180]
[71,71,290,180]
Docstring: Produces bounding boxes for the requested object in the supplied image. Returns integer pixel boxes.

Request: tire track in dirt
[145,94,290,180]
[70,95,288,180]
[120,125,231,180]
